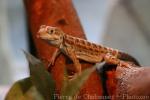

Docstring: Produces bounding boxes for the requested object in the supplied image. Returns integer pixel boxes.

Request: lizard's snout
[36,29,42,38]
[37,28,44,39]
[37,26,46,38]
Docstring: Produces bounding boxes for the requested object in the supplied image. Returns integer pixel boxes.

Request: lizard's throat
[47,39,63,48]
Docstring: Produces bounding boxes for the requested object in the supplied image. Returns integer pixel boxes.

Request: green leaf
[61,66,96,100]
[24,51,55,100]
[5,77,44,100]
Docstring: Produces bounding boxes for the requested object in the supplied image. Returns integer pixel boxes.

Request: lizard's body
[37,25,139,75]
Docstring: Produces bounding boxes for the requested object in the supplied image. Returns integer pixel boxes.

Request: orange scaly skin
[37,25,138,76]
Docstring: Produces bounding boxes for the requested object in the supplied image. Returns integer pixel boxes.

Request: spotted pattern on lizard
[37,25,139,76]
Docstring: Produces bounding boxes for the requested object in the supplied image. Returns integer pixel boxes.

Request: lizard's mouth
[47,39,59,42]
[37,32,61,46]
[37,34,56,41]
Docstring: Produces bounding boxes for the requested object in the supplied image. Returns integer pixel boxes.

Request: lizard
[37,25,140,76]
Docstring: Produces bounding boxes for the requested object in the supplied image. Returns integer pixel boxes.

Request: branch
[24,0,102,99]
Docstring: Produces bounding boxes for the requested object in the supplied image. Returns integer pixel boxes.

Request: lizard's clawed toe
[67,73,78,80]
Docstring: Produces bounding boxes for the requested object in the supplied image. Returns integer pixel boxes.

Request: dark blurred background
[0,0,150,99]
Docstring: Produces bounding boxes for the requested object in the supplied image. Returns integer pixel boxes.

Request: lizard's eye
[51,30,54,33]
[49,29,54,34]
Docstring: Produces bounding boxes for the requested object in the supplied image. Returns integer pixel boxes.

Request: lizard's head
[37,25,64,47]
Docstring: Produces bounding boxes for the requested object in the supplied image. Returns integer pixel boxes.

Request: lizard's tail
[118,52,140,66]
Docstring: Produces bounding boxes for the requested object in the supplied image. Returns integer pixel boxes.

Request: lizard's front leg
[66,47,81,76]
[48,48,61,71]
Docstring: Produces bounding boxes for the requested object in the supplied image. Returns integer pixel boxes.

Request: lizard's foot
[40,57,54,71]
[68,72,81,80]
[47,57,56,71]
[49,56,55,66]
[68,74,77,80]
[104,53,131,68]
[118,61,132,68]
[47,62,52,72]
[104,54,119,65]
